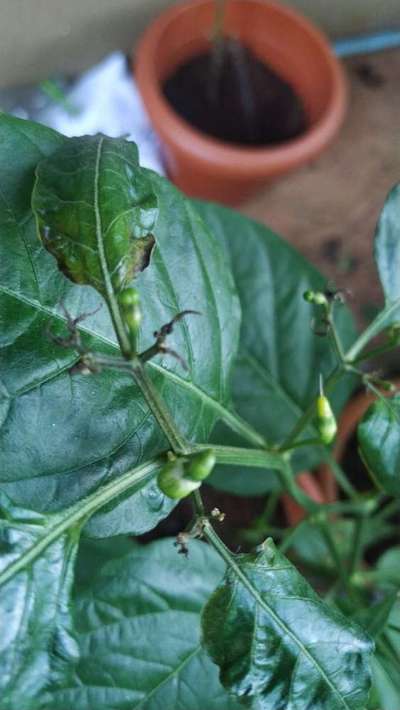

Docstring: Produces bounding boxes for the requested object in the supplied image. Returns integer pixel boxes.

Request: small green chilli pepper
[303,290,328,307]
[185,449,216,482]
[316,393,337,444]
[157,460,201,500]
[118,287,142,336]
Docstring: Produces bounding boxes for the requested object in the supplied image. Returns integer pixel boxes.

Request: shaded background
[1,0,400,87]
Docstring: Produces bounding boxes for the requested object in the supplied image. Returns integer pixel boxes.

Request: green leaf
[0,492,79,710]
[32,135,157,355]
[42,538,241,710]
[194,201,356,495]
[0,116,240,536]
[358,394,400,496]
[375,546,400,590]
[33,135,157,295]
[202,538,373,709]
[374,184,400,324]
[366,600,400,710]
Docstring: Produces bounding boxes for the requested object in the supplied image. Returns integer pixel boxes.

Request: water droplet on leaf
[143,484,164,512]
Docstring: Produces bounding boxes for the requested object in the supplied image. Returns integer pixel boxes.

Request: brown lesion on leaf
[131,233,156,277]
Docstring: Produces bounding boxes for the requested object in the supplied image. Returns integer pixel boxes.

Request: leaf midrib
[47,645,204,709]
[0,284,251,439]
[93,136,131,355]
[241,349,318,438]
[227,557,354,709]
[134,644,202,709]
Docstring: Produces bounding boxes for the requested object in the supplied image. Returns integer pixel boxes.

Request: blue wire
[333,30,400,58]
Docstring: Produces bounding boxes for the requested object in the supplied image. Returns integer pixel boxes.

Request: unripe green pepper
[118,287,142,341]
[303,290,328,307]
[316,393,337,444]
[157,460,200,500]
[185,449,216,481]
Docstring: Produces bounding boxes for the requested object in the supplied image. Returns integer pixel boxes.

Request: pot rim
[135,0,347,178]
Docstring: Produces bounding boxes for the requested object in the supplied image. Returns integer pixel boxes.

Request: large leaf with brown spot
[0,115,240,536]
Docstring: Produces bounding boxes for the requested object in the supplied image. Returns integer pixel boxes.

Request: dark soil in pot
[162,38,307,146]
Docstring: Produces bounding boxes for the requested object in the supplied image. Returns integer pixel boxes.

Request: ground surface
[241,49,400,328]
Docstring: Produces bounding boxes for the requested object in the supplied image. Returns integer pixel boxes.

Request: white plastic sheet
[38,52,164,174]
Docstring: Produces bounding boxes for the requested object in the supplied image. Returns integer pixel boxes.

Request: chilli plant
[1,113,400,710]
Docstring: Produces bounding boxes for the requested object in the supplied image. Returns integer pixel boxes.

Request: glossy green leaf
[366,600,400,710]
[358,394,400,496]
[32,135,157,355]
[42,538,241,710]
[195,201,356,495]
[202,538,373,709]
[374,184,400,324]
[33,135,157,295]
[0,492,79,710]
[375,546,400,590]
[0,115,240,535]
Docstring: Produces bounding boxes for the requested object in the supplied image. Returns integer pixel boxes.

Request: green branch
[346,297,400,362]
[193,443,283,470]
[131,358,190,454]
[0,456,164,587]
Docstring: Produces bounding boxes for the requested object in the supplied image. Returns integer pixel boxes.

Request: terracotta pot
[135,0,347,205]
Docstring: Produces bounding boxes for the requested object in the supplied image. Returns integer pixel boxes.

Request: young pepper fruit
[157,460,201,500]
[157,449,216,500]
[316,377,337,444]
[118,287,142,343]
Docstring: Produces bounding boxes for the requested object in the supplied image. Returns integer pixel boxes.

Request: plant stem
[322,452,359,501]
[327,304,347,364]
[211,0,227,41]
[348,515,366,578]
[144,363,269,450]
[278,520,307,554]
[319,520,348,587]
[262,491,281,526]
[131,359,190,455]
[377,636,400,667]
[352,340,399,365]
[203,518,234,562]
[374,498,399,522]
[0,455,164,587]
[280,437,322,452]
[277,461,320,514]
[90,352,268,451]
[90,354,132,370]
[192,488,205,516]
[345,298,400,362]
[191,445,378,515]
[93,138,133,359]
[193,443,284,471]
[209,0,227,104]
